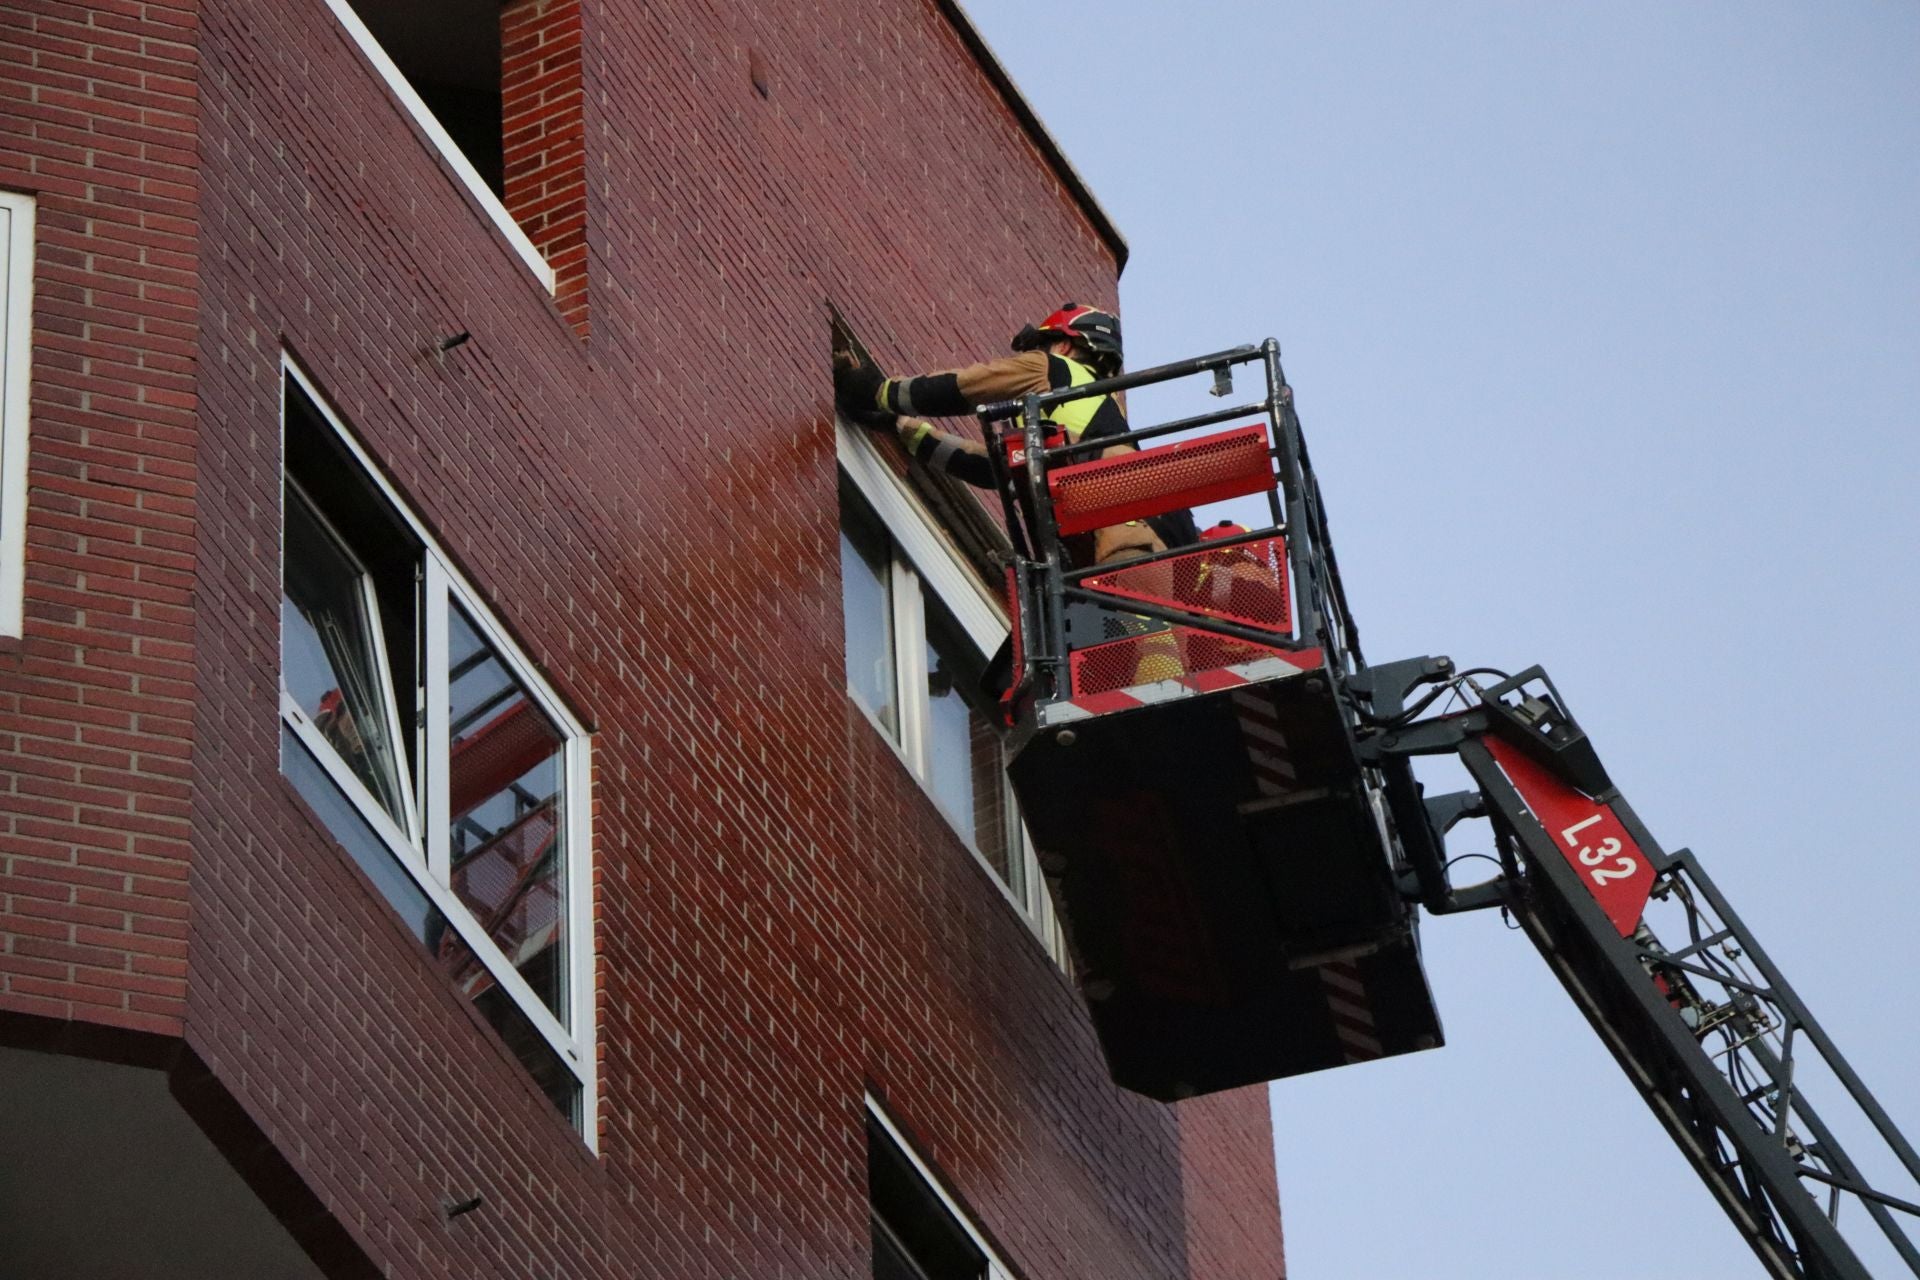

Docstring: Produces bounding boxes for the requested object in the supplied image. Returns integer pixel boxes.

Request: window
[867,1104,1014,1280]
[278,360,595,1137]
[343,0,506,194]
[0,191,34,639]
[836,432,1068,966]
[322,0,590,322]
[841,490,900,738]
[921,595,1013,881]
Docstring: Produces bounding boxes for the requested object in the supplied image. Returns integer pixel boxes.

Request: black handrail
[972,343,1262,423]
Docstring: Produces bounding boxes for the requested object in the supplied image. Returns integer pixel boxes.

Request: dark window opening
[868,1116,987,1280]
[284,381,425,821]
[346,0,505,194]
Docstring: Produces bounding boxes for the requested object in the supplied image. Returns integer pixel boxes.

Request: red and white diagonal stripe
[1318,960,1384,1063]
[1041,649,1324,726]
[1229,687,1297,797]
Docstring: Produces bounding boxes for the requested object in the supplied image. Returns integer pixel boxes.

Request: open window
[343,0,505,193]
[867,1105,1014,1280]
[281,476,420,835]
[278,359,595,1138]
[0,191,34,638]
[837,434,1068,967]
[324,0,588,329]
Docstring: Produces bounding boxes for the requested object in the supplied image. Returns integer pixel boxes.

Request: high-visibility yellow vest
[1043,356,1106,440]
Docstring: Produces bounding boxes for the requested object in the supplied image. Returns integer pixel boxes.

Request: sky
[959,4,1920,1276]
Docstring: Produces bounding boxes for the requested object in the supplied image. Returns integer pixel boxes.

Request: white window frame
[320,0,558,294]
[837,421,1069,966]
[283,476,426,843]
[0,191,35,639]
[866,1097,1018,1280]
[279,355,596,1145]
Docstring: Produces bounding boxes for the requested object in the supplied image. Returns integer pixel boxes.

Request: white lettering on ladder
[1560,813,1603,844]
[1557,811,1639,890]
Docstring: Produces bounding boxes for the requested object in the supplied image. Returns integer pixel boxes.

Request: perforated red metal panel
[448,699,558,816]
[1047,425,1274,535]
[1082,536,1291,636]
[1069,625,1290,697]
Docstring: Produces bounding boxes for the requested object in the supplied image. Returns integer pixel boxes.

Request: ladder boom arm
[976,331,1917,1274]
[1368,668,1920,1280]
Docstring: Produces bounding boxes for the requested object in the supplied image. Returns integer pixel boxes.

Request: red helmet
[1200,521,1258,563]
[1010,303,1123,372]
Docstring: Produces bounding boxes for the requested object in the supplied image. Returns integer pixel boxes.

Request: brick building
[0,1,1287,1275]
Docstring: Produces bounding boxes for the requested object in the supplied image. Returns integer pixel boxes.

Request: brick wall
[502,0,586,336]
[1181,1088,1288,1278]
[0,0,1286,1276]
[0,0,199,1043]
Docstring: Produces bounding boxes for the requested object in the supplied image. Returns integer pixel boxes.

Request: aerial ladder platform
[977,341,1920,1279]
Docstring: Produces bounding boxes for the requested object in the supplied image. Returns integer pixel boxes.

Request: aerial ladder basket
[981,340,1920,1275]
[982,341,1443,1101]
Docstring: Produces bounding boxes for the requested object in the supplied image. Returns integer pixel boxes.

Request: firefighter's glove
[833,350,887,424]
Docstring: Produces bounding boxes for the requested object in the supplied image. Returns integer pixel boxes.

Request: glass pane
[923,598,1009,876]
[840,482,898,736]
[1006,820,1033,907]
[445,604,568,1021]
[282,486,412,827]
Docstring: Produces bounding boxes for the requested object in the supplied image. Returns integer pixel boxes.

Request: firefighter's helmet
[1010,303,1123,373]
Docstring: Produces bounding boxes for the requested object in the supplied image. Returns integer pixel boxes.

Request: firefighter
[833,304,1199,563]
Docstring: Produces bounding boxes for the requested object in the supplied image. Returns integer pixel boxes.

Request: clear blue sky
[961,4,1920,1276]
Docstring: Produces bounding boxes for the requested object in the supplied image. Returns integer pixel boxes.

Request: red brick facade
[0,0,198,1043]
[0,1,1287,1276]
[502,0,586,336]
